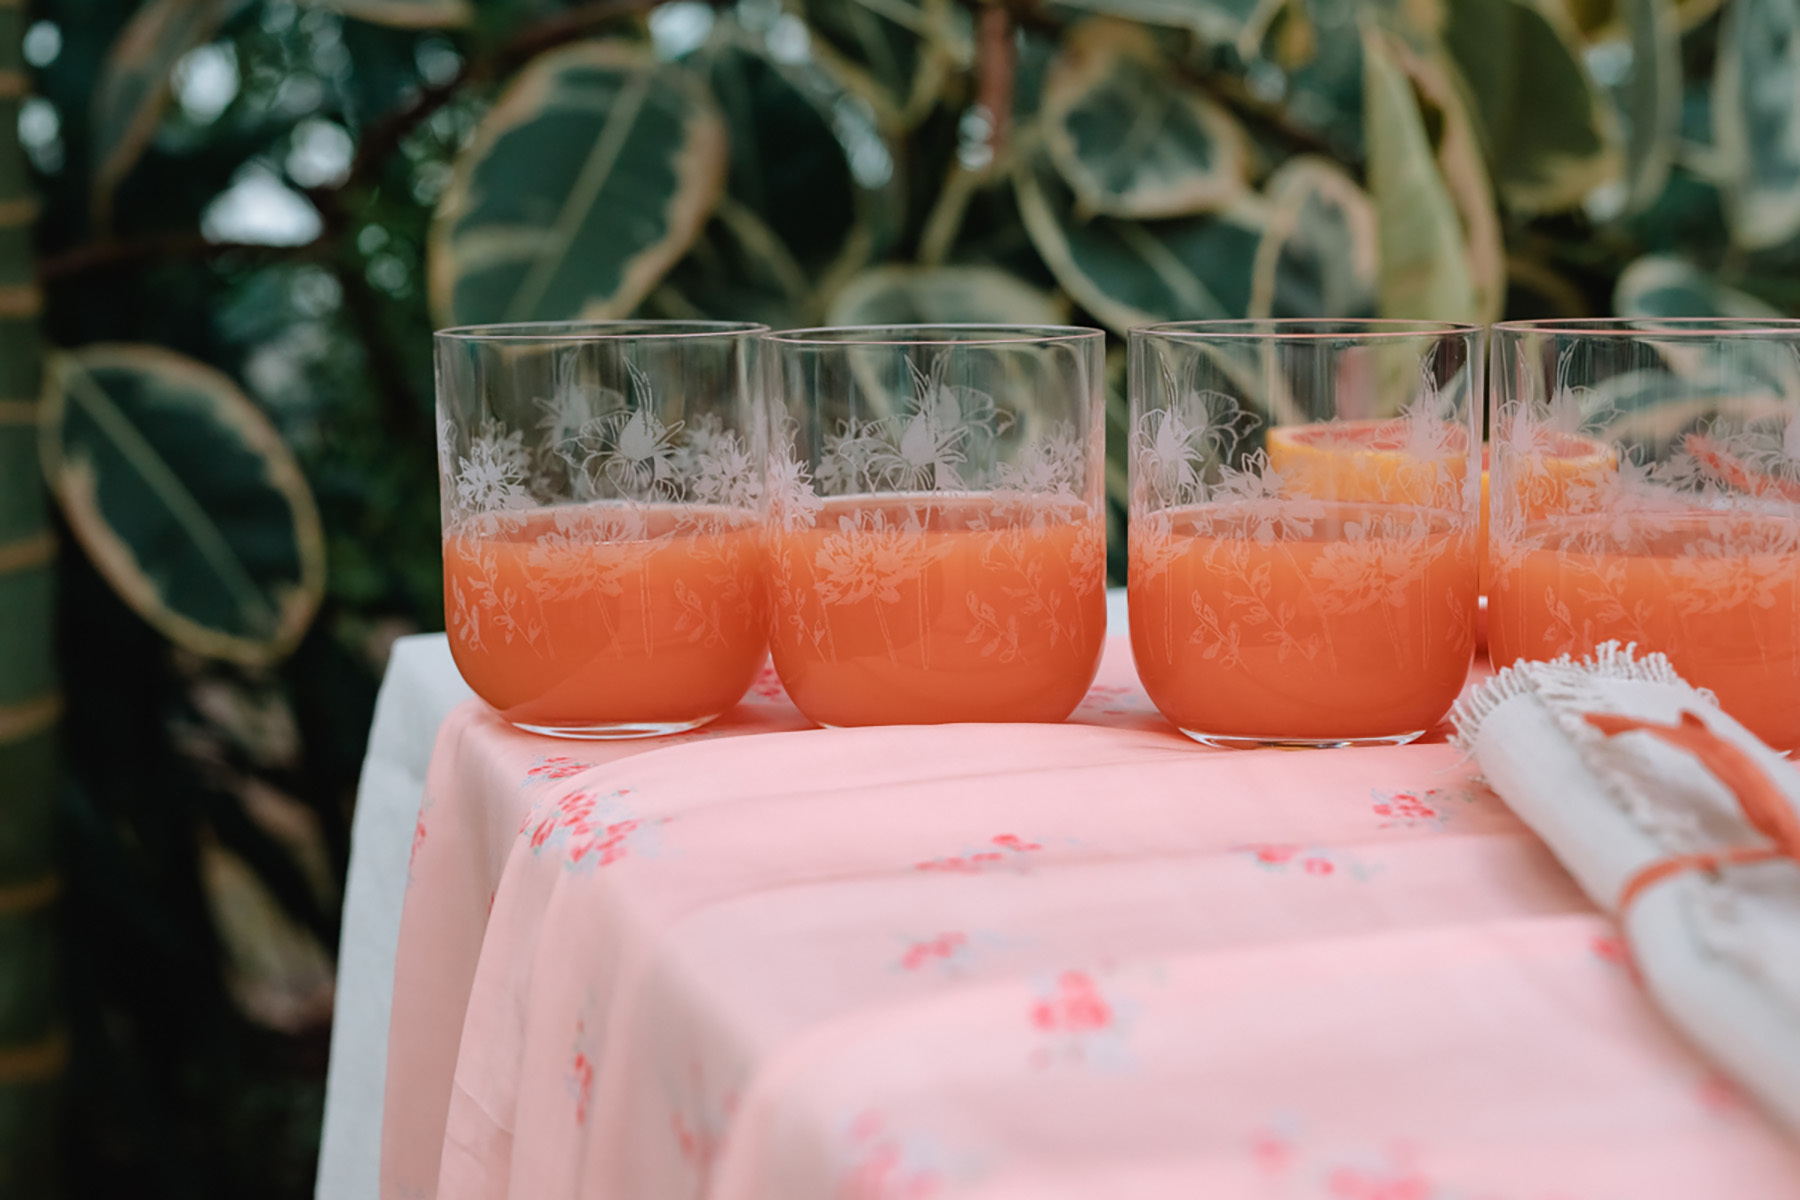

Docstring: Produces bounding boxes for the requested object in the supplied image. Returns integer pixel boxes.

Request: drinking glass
[435,321,768,738]
[1128,320,1483,748]
[1489,318,1800,752]
[763,325,1107,726]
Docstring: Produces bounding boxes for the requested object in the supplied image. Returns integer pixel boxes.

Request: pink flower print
[837,1112,941,1200]
[1326,1165,1432,1200]
[1250,1129,1292,1176]
[899,933,967,972]
[524,754,595,785]
[671,1111,719,1169]
[914,833,1043,873]
[1237,844,1376,881]
[1590,933,1629,968]
[1371,789,1440,826]
[1031,971,1112,1034]
[747,660,789,704]
[571,1050,594,1125]
[522,787,660,871]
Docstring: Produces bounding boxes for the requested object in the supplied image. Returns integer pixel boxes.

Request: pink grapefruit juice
[443,505,765,731]
[1131,502,1478,740]
[766,497,1106,726]
[1489,511,1800,752]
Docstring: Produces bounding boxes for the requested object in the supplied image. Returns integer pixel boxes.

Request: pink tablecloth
[384,639,1800,1199]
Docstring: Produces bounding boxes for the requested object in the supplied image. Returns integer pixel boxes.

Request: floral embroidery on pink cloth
[1236,843,1378,881]
[1249,1129,1554,1200]
[1368,786,1482,829]
[1075,683,1154,717]
[1590,933,1630,969]
[745,659,790,705]
[897,933,967,973]
[669,1060,737,1180]
[408,793,433,878]
[1028,970,1135,1069]
[522,754,597,786]
[569,1016,596,1126]
[836,1111,946,1200]
[913,833,1044,874]
[522,787,664,871]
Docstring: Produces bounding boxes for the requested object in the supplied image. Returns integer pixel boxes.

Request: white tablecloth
[315,593,1132,1199]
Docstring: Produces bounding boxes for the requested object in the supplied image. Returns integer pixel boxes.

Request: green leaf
[1713,0,1800,250]
[1015,148,1263,333]
[1363,28,1487,323]
[1618,0,1680,212]
[38,346,325,667]
[827,264,1067,325]
[1442,0,1623,213]
[1041,18,1249,219]
[647,199,812,329]
[89,0,235,225]
[1248,156,1377,319]
[300,0,470,28]
[1613,254,1783,318]
[689,23,858,275]
[1050,0,1282,53]
[790,0,969,131]
[428,41,727,326]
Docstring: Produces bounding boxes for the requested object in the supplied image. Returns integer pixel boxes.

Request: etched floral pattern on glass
[765,337,1107,726]
[1128,326,1481,746]
[438,331,767,736]
[1488,335,1800,750]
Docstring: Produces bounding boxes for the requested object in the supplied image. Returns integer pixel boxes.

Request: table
[316,593,1131,1199]
[320,596,1800,1199]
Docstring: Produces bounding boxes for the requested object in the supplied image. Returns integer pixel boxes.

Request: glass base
[1178,728,1426,751]
[511,714,719,740]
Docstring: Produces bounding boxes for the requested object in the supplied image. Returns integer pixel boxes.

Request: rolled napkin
[1451,643,1800,1134]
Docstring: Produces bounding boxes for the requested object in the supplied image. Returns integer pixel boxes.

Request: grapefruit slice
[1266,418,1470,507]
[1479,432,1616,594]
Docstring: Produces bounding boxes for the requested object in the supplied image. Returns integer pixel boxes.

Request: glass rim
[435,319,769,343]
[1132,318,1481,342]
[1493,316,1800,337]
[764,323,1105,347]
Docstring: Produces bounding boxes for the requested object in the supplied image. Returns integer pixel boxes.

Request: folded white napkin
[1451,643,1800,1133]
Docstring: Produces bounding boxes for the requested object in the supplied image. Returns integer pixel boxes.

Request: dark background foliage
[3,0,1796,1193]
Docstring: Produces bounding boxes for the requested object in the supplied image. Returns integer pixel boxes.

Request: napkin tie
[1583,710,1800,913]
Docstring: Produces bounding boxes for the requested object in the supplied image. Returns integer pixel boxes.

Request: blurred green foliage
[12,0,1800,1192]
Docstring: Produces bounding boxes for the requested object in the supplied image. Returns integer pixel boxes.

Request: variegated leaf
[1248,156,1377,319]
[1613,256,1793,406]
[38,346,325,666]
[827,264,1067,326]
[1042,18,1249,219]
[1015,149,1264,334]
[1052,0,1283,54]
[1442,0,1623,214]
[1614,254,1782,318]
[1618,0,1680,212]
[1713,0,1800,250]
[790,0,968,132]
[429,41,727,326]
[90,0,236,223]
[300,0,470,28]
[1363,29,1485,323]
